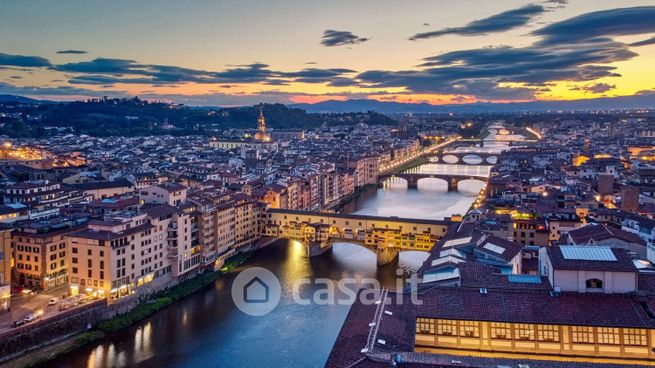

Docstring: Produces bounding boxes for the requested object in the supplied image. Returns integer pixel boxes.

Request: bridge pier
[306,241,333,257]
[376,247,399,266]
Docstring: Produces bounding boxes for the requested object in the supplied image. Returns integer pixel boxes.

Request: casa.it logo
[231,267,281,316]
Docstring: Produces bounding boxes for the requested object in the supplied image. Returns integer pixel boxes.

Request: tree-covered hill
[0,96,397,137]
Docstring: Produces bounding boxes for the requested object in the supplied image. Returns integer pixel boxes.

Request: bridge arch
[485,156,498,164]
[442,154,460,164]
[456,178,486,195]
[461,154,483,165]
[416,177,448,192]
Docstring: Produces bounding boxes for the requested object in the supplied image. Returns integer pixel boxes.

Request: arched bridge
[378,173,488,191]
[264,209,453,265]
[427,151,500,165]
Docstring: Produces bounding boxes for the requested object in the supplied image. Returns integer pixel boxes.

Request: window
[416,318,435,334]
[586,278,603,289]
[536,325,560,342]
[459,321,480,338]
[623,328,647,346]
[514,323,535,341]
[436,319,457,336]
[571,326,594,343]
[490,323,511,339]
[598,327,619,345]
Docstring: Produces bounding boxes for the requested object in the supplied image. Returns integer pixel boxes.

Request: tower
[254,105,271,142]
[621,185,640,213]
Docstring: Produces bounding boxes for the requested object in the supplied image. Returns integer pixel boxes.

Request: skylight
[560,246,617,261]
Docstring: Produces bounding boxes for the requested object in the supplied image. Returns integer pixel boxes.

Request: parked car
[23,313,40,323]
[48,298,58,306]
[11,319,25,328]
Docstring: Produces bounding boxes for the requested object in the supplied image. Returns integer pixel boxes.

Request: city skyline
[1,0,655,106]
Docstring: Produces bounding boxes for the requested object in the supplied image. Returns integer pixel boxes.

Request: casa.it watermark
[231,267,422,316]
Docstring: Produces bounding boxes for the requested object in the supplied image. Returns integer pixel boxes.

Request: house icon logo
[231,267,281,316]
[244,276,269,303]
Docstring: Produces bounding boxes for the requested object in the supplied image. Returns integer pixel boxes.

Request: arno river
[44,163,488,368]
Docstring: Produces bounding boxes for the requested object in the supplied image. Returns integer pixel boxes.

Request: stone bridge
[427,150,500,165]
[377,173,488,191]
[264,209,453,265]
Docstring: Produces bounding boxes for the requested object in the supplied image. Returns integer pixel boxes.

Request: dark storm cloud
[410,4,545,40]
[56,50,88,54]
[532,6,655,45]
[0,52,51,67]
[320,30,369,47]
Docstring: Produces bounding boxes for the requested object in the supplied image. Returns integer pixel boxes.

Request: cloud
[55,58,139,74]
[357,37,633,99]
[58,59,360,87]
[570,83,616,94]
[57,59,278,85]
[630,36,655,47]
[410,4,545,40]
[0,81,124,97]
[532,6,655,45]
[281,68,356,84]
[320,30,369,47]
[358,6,655,100]
[0,52,51,67]
[56,49,88,54]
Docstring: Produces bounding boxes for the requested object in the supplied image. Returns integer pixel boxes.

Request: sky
[1,0,655,106]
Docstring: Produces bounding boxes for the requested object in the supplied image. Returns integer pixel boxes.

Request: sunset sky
[1,0,655,106]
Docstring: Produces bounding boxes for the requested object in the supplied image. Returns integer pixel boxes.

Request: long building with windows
[412,287,655,363]
[328,285,655,367]
[328,246,655,367]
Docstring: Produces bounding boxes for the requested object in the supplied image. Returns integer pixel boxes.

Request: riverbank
[4,252,252,368]
[331,184,376,213]
[385,156,428,175]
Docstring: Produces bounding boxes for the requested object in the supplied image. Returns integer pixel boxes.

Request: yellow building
[0,229,11,313]
[13,218,87,290]
[413,287,655,365]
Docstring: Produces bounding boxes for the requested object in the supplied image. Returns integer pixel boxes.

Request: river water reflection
[43,165,490,368]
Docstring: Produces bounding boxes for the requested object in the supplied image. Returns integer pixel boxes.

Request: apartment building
[66,212,160,300]
[13,216,88,290]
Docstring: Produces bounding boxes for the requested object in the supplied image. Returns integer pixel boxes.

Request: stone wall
[0,300,106,363]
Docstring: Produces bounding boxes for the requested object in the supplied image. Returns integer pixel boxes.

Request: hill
[0,94,41,104]
[0,97,397,137]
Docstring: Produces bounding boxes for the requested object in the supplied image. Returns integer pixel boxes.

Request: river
[43,163,487,368]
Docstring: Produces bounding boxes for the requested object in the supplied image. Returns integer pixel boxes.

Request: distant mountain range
[3,92,655,114]
[290,93,655,114]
